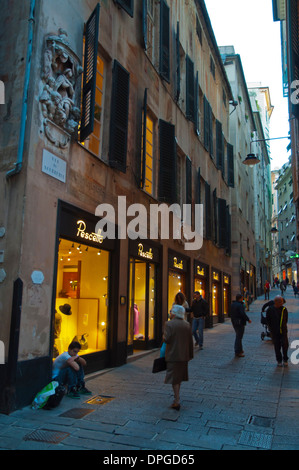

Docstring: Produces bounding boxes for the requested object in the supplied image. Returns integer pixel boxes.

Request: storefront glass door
[128,258,156,349]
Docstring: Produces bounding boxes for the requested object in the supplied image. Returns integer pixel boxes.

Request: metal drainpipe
[6,0,36,179]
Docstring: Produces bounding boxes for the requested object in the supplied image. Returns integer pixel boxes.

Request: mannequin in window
[134,303,140,336]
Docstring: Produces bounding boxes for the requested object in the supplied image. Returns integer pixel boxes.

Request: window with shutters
[159,119,177,204]
[203,96,214,157]
[79,3,100,144]
[109,61,130,173]
[145,0,155,64]
[79,50,106,158]
[159,0,170,82]
[186,56,195,122]
[141,111,155,196]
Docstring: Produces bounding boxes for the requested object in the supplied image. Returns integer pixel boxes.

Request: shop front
[223,273,231,319]
[53,201,119,374]
[211,268,222,323]
[127,240,161,354]
[194,261,209,301]
[168,250,190,315]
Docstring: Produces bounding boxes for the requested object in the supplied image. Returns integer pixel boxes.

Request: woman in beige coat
[163,304,194,410]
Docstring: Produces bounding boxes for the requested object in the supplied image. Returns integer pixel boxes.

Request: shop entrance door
[128,258,156,353]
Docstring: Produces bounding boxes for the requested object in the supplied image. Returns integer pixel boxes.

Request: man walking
[187,291,209,349]
[230,294,251,357]
[266,296,289,367]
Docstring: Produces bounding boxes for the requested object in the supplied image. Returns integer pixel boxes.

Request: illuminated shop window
[168,269,186,318]
[212,283,219,316]
[54,239,109,358]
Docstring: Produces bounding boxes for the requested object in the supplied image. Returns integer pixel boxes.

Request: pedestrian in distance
[264,280,270,300]
[52,341,92,398]
[229,294,252,357]
[266,296,289,367]
[243,287,250,311]
[186,291,209,349]
[163,304,194,410]
[280,280,286,297]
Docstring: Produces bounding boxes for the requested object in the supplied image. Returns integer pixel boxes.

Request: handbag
[152,356,166,373]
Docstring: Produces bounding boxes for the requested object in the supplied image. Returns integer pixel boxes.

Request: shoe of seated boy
[77,384,92,395]
[67,387,80,398]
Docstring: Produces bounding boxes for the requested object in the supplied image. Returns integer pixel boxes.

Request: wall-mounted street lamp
[242,136,290,166]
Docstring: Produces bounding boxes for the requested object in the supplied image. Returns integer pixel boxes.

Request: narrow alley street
[1,286,299,451]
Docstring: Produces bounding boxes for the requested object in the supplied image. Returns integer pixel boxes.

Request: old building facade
[220,47,257,300]
[0,0,236,413]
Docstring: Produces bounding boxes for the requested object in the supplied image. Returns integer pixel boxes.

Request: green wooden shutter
[159,119,177,204]
[114,0,134,17]
[213,188,218,245]
[203,96,209,151]
[186,55,195,122]
[176,22,180,101]
[186,156,192,206]
[226,205,231,256]
[216,120,223,170]
[218,198,227,248]
[142,0,147,50]
[160,0,170,82]
[227,143,234,187]
[80,3,100,143]
[205,182,211,239]
[109,60,130,173]
[197,167,201,204]
[194,71,199,136]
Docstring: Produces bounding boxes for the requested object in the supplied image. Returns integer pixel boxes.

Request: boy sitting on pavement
[52,341,92,398]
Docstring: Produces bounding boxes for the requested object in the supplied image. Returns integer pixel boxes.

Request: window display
[128,258,156,348]
[54,238,109,357]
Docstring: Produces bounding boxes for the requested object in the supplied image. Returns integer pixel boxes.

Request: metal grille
[238,430,273,449]
[24,429,69,444]
[247,415,274,428]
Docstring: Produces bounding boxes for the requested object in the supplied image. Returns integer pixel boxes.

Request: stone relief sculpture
[39,29,83,147]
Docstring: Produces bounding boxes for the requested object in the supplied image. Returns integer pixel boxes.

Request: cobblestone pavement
[1,286,299,451]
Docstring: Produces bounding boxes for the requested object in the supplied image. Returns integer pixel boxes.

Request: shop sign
[213,271,220,281]
[76,219,104,244]
[138,243,153,260]
[173,257,184,270]
[224,275,230,284]
[196,265,206,277]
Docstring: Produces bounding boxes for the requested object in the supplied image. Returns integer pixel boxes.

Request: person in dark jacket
[230,294,251,357]
[186,291,209,349]
[266,296,289,366]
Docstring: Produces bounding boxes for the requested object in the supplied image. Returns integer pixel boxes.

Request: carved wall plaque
[40,29,83,146]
